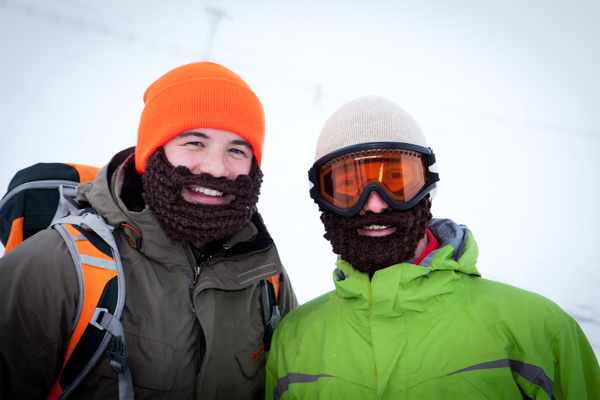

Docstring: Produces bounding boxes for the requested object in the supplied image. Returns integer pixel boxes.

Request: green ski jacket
[265,219,600,399]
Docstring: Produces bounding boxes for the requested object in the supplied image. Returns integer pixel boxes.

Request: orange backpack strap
[261,273,282,350]
[47,213,133,400]
[267,274,280,302]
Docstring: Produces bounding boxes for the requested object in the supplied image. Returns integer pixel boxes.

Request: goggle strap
[426,151,439,184]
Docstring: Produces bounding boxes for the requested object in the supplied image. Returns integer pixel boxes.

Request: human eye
[383,170,404,186]
[228,147,249,158]
[383,170,407,193]
[333,171,358,196]
[383,171,404,185]
[336,179,358,196]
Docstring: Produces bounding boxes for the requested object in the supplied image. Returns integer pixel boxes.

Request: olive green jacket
[0,148,297,399]
[266,219,599,399]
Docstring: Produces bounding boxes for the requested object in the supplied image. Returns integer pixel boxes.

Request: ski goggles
[308,142,439,216]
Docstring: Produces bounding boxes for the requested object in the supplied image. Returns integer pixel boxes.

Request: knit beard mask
[142,147,262,247]
[320,195,432,277]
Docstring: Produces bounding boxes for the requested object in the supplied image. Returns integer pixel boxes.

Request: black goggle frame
[308,142,439,217]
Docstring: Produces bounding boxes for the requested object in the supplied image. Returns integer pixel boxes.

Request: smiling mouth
[185,186,237,204]
[357,224,397,237]
[362,224,390,231]
[190,186,224,197]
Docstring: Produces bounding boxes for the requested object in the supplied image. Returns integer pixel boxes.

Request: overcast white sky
[1,0,599,354]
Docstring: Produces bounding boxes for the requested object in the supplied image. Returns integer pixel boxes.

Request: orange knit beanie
[135,62,265,174]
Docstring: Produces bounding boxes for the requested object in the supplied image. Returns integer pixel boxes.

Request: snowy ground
[1,0,599,356]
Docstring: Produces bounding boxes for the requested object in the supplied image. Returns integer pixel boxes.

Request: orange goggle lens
[318,149,428,210]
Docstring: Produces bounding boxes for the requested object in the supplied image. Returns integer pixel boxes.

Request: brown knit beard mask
[142,147,262,247]
[320,195,432,277]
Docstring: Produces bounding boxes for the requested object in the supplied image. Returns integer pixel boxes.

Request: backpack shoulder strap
[47,212,133,400]
[261,274,282,351]
[266,275,279,302]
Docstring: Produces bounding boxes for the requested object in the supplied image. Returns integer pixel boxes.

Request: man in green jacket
[0,62,297,399]
[265,95,599,399]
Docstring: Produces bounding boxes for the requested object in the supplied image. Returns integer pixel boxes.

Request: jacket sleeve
[0,230,79,400]
[264,268,296,400]
[545,318,600,399]
[265,324,284,400]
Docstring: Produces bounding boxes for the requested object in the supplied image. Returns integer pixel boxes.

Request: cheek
[230,158,253,179]
[162,144,178,165]
[163,147,194,170]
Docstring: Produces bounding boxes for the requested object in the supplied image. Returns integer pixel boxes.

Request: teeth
[190,186,223,197]
[363,225,390,230]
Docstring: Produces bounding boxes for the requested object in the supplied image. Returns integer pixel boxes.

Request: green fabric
[265,220,600,399]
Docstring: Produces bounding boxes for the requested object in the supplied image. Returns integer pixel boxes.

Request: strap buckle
[90,307,109,330]
[106,335,128,373]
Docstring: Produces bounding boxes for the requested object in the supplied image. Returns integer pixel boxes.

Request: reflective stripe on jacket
[265,219,600,400]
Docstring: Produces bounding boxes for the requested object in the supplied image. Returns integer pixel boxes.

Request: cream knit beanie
[315,96,428,161]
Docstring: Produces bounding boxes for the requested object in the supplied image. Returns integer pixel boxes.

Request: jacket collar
[332,218,481,321]
[77,148,269,273]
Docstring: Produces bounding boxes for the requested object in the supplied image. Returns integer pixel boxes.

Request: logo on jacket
[251,345,265,363]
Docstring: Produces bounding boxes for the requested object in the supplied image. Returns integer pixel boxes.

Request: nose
[359,191,390,215]
[193,152,228,178]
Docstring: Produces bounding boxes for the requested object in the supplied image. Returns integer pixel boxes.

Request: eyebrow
[178,132,209,139]
[177,132,252,150]
[230,139,253,150]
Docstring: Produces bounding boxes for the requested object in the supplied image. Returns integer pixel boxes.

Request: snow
[1,0,599,356]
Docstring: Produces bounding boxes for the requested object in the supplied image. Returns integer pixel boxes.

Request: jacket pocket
[89,333,178,393]
[234,317,266,377]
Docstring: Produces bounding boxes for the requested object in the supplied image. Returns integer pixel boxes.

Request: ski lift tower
[203,7,229,61]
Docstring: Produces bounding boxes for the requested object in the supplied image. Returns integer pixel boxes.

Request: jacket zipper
[184,243,204,396]
[195,243,273,270]
[183,244,200,310]
[189,243,272,397]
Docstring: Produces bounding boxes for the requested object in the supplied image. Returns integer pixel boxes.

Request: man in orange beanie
[0,62,297,399]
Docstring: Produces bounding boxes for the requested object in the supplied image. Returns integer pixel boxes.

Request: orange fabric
[54,224,117,392]
[46,379,62,400]
[267,274,280,302]
[48,223,118,398]
[4,217,24,255]
[65,163,100,184]
[135,62,265,173]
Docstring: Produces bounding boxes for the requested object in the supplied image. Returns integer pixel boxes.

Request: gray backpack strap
[0,179,80,215]
[52,183,82,223]
[97,309,134,400]
[51,213,133,400]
